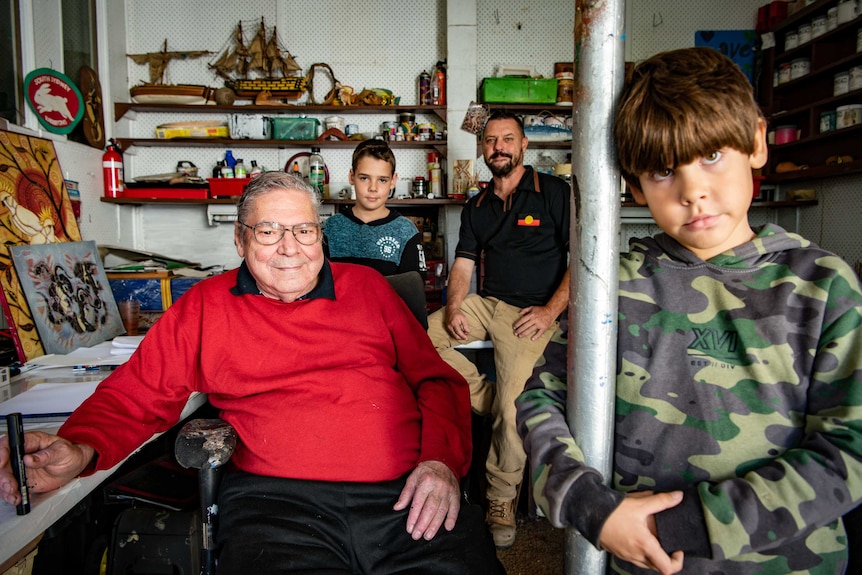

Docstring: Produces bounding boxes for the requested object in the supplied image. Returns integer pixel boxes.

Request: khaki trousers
[427,294,557,501]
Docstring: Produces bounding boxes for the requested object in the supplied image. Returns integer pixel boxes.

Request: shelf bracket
[206,204,238,226]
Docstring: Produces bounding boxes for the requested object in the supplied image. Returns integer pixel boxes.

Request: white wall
[13,0,861,270]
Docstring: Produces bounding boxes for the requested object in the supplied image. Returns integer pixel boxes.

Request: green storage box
[272,117,320,140]
[480,77,558,104]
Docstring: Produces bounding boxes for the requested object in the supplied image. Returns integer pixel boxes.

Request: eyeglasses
[239,221,322,246]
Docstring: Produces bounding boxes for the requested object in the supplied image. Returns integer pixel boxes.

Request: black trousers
[216,471,506,575]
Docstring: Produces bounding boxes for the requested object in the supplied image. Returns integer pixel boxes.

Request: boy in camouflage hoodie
[516,47,862,574]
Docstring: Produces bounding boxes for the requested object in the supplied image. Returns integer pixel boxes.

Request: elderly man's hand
[393,460,461,541]
[1,431,94,507]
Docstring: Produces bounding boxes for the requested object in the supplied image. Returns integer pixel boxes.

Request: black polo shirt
[455,166,570,308]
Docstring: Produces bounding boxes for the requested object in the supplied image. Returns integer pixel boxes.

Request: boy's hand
[0,431,94,506]
[599,491,685,575]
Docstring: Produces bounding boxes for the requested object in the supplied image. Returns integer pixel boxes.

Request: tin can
[812,16,828,37]
[785,31,798,51]
[835,71,850,95]
[836,104,862,129]
[778,63,792,84]
[412,176,427,198]
[790,58,810,80]
[828,7,839,30]
[850,66,862,90]
[798,24,812,44]
[418,71,431,105]
[820,110,837,133]
[837,0,857,26]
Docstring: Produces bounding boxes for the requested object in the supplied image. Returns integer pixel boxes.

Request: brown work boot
[486,498,516,549]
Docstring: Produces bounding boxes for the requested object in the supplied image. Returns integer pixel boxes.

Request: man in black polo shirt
[427,110,571,548]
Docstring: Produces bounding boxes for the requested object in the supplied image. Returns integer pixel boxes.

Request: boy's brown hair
[614,47,764,186]
[351,138,396,174]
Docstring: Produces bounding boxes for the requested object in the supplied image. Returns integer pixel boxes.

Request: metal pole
[567,0,625,573]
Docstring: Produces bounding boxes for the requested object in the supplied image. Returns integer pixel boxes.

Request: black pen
[6,412,30,515]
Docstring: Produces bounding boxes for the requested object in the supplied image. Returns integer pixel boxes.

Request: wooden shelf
[115,137,447,152]
[757,0,862,181]
[101,197,465,206]
[114,102,447,122]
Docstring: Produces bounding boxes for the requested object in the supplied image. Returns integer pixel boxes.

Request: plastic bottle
[431,70,445,105]
[308,147,326,199]
[234,159,247,178]
[221,161,234,178]
[249,160,264,178]
[224,150,237,171]
[536,151,555,175]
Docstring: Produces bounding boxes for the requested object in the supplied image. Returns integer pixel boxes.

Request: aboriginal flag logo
[517,214,540,226]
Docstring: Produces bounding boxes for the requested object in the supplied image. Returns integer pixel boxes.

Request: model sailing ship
[126,40,215,104]
[210,18,308,99]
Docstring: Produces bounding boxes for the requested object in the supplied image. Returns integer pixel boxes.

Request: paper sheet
[0,381,100,418]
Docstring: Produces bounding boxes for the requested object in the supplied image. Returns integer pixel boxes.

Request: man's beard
[485,151,520,177]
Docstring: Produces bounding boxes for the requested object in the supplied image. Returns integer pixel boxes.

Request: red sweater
[59,263,472,481]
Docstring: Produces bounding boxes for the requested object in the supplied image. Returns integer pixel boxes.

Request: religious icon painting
[10,241,124,355]
[0,129,82,361]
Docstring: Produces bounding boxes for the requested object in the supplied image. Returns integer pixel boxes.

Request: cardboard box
[480,77,558,104]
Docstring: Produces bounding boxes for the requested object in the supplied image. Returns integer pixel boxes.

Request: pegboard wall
[124,0,445,189]
[119,0,862,272]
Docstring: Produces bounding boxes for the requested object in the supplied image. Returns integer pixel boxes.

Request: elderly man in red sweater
[0,172,503,574]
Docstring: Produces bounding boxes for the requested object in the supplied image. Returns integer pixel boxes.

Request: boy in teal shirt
[517,47,862,574]
[324,139,426,276]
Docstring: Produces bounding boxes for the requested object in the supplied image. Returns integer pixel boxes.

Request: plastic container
[271,117,320,140]
[536,151,556,175]
[234,159,247,178]
[308,147,326,199]
[798,24,812,44]
[784,31,799,51]
[850,65,862,91]
[479,77,558,103]
[774,125,798,144]
[207,178,251,197]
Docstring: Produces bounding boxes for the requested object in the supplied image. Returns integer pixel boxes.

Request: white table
[0,366,206,570]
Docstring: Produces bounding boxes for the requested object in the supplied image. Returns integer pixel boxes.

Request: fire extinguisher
[103,139,124,198]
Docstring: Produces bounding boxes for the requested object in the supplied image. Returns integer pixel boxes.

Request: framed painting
[0,129,82,361]
[10,241,124,355]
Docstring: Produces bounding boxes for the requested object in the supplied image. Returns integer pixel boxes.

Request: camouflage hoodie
[517,224,862,574]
